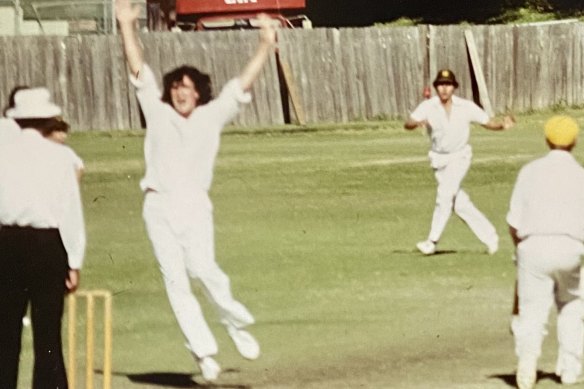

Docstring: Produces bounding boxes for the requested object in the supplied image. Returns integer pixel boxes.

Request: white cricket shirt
[0,118,21,143]
[0,129,86,268]
[410,95,490,153]
[130,64,251,196]
[63,145,84,172]
[507,150,584,241]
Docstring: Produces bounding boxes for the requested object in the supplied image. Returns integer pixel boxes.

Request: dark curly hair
[161,66,213,107]
[14,117,69,137]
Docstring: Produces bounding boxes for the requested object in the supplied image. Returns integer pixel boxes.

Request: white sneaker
[227,325,260,360]
[416,240,436,255]
[198,356,220,382]
[561,371,584,385]
[516,358,537,389]
[486,239,499,255]
[558,361,584,384]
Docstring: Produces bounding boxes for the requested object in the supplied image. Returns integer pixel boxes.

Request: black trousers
[0,226,69,389]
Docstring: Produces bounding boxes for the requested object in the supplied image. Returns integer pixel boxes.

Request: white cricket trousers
[143,191,254,358]
[514,236,584,375]
[427,145,497,245]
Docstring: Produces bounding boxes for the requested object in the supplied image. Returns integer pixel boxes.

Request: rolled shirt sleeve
[469,102,490,125]
[410,100,429,122]
[206,78,252,127]
[129,64,160,94]
[130,64,164,118]
[64,146,84,172]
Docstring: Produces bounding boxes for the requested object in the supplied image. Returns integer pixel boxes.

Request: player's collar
[451,95,464,106]
[430,95,462,107]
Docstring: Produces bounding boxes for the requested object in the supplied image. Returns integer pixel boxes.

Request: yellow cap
[544,115,579,146]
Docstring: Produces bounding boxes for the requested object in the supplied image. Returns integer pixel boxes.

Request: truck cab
[174,0,311,30]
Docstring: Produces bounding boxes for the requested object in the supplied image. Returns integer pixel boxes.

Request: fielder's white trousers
[514,236,584,375]
[143,191,254,358]
[427,145,498,245]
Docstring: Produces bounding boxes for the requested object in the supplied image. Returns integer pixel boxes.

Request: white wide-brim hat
[5,87,62,119]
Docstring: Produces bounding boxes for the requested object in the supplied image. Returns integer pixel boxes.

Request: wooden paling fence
[428,23,584,114]
[0,23,583,131]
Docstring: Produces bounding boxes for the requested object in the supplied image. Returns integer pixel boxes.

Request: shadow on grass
[488,371,560,387]
[109,370,250,388]
[390,249,458,255]
[428,250,458,256]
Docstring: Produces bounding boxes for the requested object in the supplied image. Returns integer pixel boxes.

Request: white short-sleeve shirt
[507,150,584,241]
[410,95,490,153]
[0,118,21,144]
[0,129,86,268]
[62,145,84,172]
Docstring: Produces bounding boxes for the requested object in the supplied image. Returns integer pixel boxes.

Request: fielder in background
[116,0,276,382]
[404,69,515,255]
[508,116,584,389]
[0,88,86,388]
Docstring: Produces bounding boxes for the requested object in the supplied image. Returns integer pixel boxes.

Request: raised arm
[238,14,277,92]
[482,115,515,131]
[116,0,143,77]
[404,118,428,131]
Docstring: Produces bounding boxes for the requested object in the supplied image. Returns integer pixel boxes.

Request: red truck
[173,0,311,30]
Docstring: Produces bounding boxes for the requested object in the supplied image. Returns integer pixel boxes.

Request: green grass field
[15,108,584,388]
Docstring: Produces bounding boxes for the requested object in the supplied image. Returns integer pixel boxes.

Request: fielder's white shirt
[410,95,490,153]
[507,150,584,241]
[0,129,86,268]
[0,118,21,143]
[63,145,85,172]
[130,64,251,195]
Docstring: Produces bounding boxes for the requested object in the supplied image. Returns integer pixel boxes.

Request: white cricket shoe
[198,356,220,382]
[557,357,584,385]
[516,358,537,389]
[416,240,436,255]
[227,325,260,360]
[487,239,499,255]
[561,371,584,385]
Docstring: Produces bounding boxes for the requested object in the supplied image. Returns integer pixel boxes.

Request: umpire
[0,88,85,388]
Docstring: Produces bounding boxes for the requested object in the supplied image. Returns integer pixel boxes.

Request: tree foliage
[305,0,584,27]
